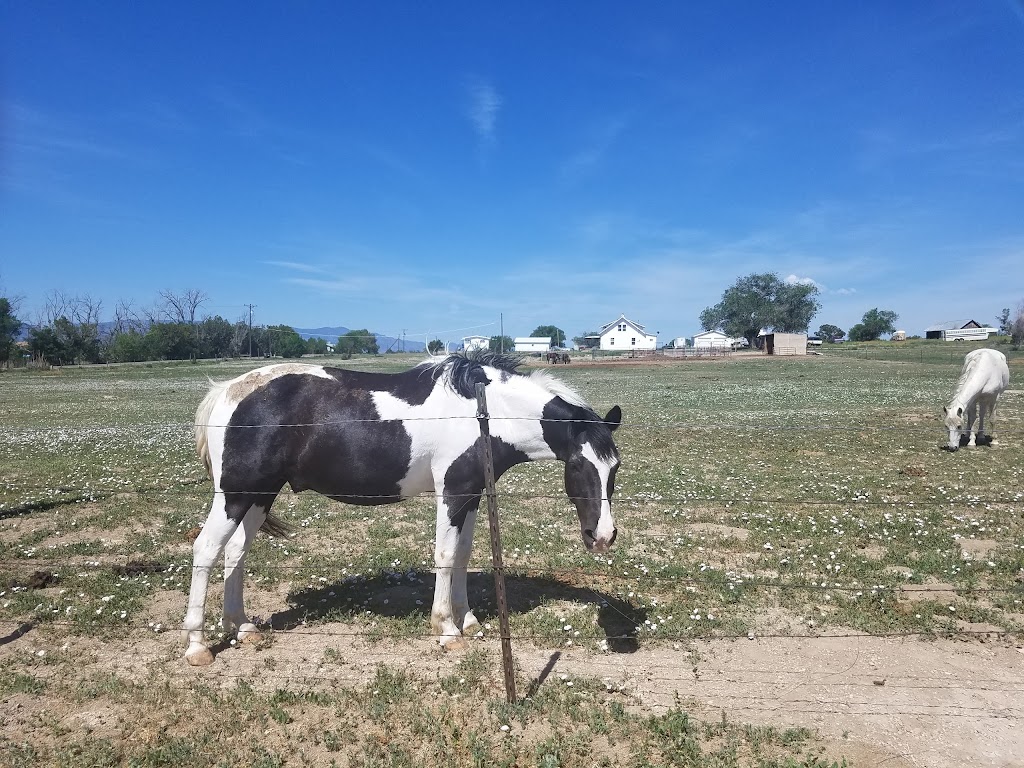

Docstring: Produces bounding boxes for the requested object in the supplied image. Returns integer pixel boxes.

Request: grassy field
[1,351,1021,766]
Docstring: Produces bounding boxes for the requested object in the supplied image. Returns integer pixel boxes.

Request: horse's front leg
[452,506,481,636]
[967,403,979,446]
[431,486,481,648]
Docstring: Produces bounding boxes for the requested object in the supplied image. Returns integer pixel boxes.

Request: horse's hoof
[461,612,481,636]
[441,635,469,652]
[185,644,215,666]
[236,624,263,645]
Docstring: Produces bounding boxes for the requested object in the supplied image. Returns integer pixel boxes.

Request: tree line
[0,288,382,367]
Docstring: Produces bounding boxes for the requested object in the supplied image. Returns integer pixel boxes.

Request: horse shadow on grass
[266,569,647,653]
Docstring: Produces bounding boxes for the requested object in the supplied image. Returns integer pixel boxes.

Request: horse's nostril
[584,529,595,541]
[609,528,618,545]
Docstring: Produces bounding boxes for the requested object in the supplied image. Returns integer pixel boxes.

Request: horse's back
[962,348,1010,395]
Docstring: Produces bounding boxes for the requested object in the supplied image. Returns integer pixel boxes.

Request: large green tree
[488,335,514,354]
[700,273,821,347]
[336,329,379,358]
[816,324,844,343]
[427,339,444,354]
[847,308,898,341]
[267,325,307,358]
[530,325,566,347]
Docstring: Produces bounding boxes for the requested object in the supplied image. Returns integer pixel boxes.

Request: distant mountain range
[293,327,426,353]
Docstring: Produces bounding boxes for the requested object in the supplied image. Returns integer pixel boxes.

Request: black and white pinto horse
[942,348,1010,450]
[185,352,622,665]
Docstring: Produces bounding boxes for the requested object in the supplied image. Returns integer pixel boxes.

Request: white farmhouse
[596,314,657,351]
[693,330,732,350]
[514,337,552,353]
[462,335,490,352]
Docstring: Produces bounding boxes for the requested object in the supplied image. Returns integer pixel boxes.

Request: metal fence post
[474,382,517,703]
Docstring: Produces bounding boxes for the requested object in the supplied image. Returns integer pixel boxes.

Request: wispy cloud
[465,78,502,150]
[263,260,328,274]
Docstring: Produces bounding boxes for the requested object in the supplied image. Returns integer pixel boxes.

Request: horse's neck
[951,370,985,410]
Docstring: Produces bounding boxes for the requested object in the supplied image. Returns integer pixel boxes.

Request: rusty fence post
[474,381,517,703]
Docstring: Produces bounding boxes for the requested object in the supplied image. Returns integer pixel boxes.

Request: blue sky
[3,2,1023,345]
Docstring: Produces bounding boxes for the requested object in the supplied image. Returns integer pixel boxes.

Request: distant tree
[530,325,566,347]
[157,289,208,325]
[1011,300,1024,349]
[0,297,21,368]
[573,330,600,349]
[106,330,150,363]
[848,308,898,342]
[268,325,307,358]
[427,339,444,355]
[997,308,1011,336]
[336,329,379,358]
[28,325,63,365]
[305,337,329,355]
[145,322,195,360]
[488,335,514,354]
[197,316,235,358]
[701,273,821,348]
[816,323,844,343]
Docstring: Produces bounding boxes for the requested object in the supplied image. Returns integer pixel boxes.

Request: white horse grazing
[943,348,1010,450]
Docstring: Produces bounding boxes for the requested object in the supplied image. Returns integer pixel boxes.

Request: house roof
[924,320,980,332]
[693,330,729,338]
[598,314,648,336]
[513,337,551,343]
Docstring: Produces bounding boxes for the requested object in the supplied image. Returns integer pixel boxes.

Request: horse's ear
[604,405,622,432]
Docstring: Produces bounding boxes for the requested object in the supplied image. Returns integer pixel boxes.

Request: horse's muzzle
[584,527,617,552]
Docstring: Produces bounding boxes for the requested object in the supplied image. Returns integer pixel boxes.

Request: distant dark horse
[185,352,621,665]
[547,351,571,364]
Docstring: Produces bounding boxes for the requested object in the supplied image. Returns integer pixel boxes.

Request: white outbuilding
[514,337,552,353]
[596,314,657,351]
[693,330,733,350]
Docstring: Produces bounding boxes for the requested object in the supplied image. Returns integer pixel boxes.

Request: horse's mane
[435,350,589,408]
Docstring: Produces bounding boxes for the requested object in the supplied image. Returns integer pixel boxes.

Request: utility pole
[401,329,406,353]
[246,304,256,357]
[500,313,504,353]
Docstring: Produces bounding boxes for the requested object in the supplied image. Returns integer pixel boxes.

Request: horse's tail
[194,379,226,478]
[261,513,293,538]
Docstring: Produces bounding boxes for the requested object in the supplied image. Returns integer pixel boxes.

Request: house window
[609,338,615,345]
[618,323,626,332]
[631,337,636,345]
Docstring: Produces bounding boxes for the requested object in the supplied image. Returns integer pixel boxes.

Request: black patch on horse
[442,436,530,530]
[222,374,415,520]
[324,365,442,407]
[541,399,620,462]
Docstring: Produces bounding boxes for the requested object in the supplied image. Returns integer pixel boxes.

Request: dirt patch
[957,538,999,559]
[683,523,751,541]
[4,610,1023,768]
[900,579,958,603]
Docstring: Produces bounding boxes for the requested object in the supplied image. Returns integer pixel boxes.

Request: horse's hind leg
[183,494,241,666]
[223,501,274,644]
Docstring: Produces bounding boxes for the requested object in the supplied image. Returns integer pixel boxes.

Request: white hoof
[461,611,481,636]
[236,623,262,644]
[185,643,215,666]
